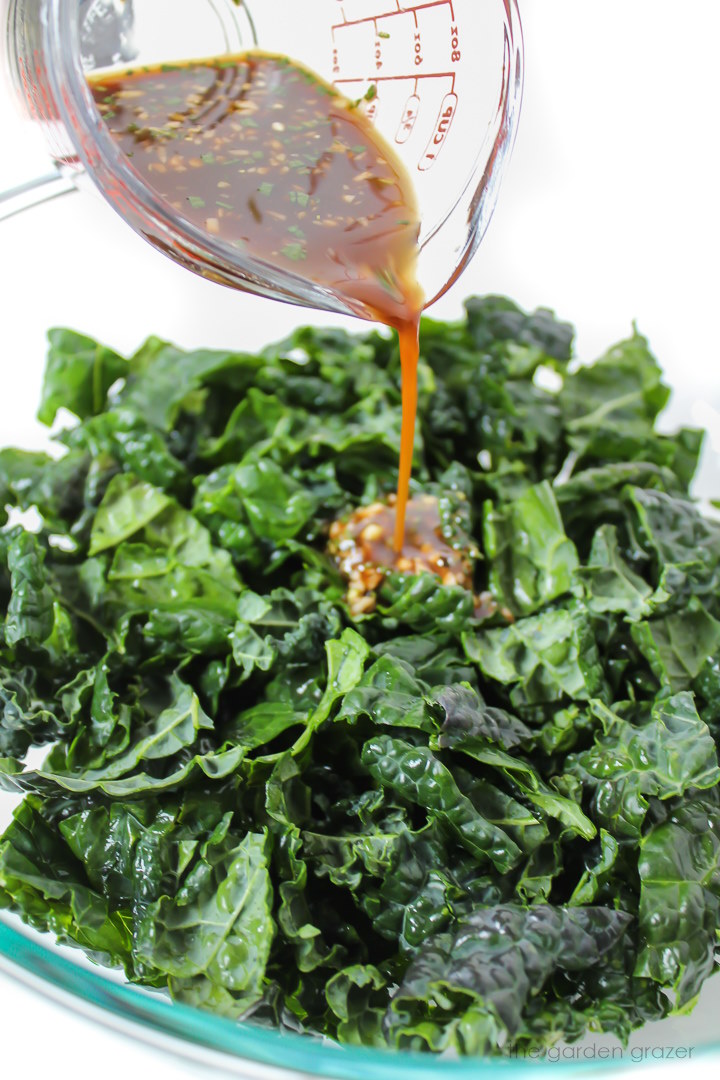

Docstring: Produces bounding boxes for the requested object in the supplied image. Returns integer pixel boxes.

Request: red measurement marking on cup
[330,1,462,169]
[334,72,455,85]
[18,56,41,121]
[331,1,456,33]
[419,92,457,170]
[19,52,75,165]
[19,51,58,125]
[396,94,420,143]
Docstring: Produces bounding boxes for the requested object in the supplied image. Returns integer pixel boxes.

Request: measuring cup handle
[0,169,77,223]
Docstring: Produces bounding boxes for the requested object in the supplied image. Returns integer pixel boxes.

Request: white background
[1,1,720,1077]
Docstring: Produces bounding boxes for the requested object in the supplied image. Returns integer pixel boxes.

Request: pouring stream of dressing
[88,52,424,552]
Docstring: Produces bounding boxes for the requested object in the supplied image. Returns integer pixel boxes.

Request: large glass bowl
[2,4,720,1074]
[2,192,720,1077]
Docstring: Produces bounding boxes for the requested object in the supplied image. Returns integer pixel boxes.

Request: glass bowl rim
[2,912,720,1078]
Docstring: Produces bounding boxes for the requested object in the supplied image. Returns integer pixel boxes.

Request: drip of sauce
[88,53,423,550]
[395,322,420,554]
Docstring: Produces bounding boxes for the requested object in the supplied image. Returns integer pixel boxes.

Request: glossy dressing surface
[329,494,474,616]
[89,53,423,549]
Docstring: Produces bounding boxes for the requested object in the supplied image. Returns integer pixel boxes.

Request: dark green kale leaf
[434,683,530,750]
[385,904,630,1052]
[193,459,321,569]
[4,531,55,648]
[557,332,701,487]
[0,448,89,534]
[230,587,341,684]
[336,655,438,733]
[377,572,475,634]
[62,409,189,495]
[0,796,133,970]
[566,693,720,838]
[630,602,720,692]
[483,481,579,616]
[92,500,243,659]
[116,338,265,430]
[362,734,522,871]
[38,329,127,426]
[575,523,655,620]
[464,295,574,361]
[464,601,605,708]
[624,486,720,608]
[89,472,172,554]
[135,827,274,1016]
[636,795,720,1006]
[325,964,387,1046]
[0,667,68,758]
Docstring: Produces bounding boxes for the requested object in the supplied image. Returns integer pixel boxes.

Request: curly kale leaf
[386,904,630,1051]
[566,693,720,838]
[636,795,720,1006]
[483,481,579,617]
[362,735,523,871]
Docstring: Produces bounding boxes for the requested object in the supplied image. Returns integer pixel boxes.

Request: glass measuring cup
[1,0,524,318]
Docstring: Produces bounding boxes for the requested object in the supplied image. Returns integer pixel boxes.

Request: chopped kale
[0,296,717,1053]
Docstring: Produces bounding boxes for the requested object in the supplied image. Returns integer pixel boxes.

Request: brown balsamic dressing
[329,495,475,616]
[88,52,423,553]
